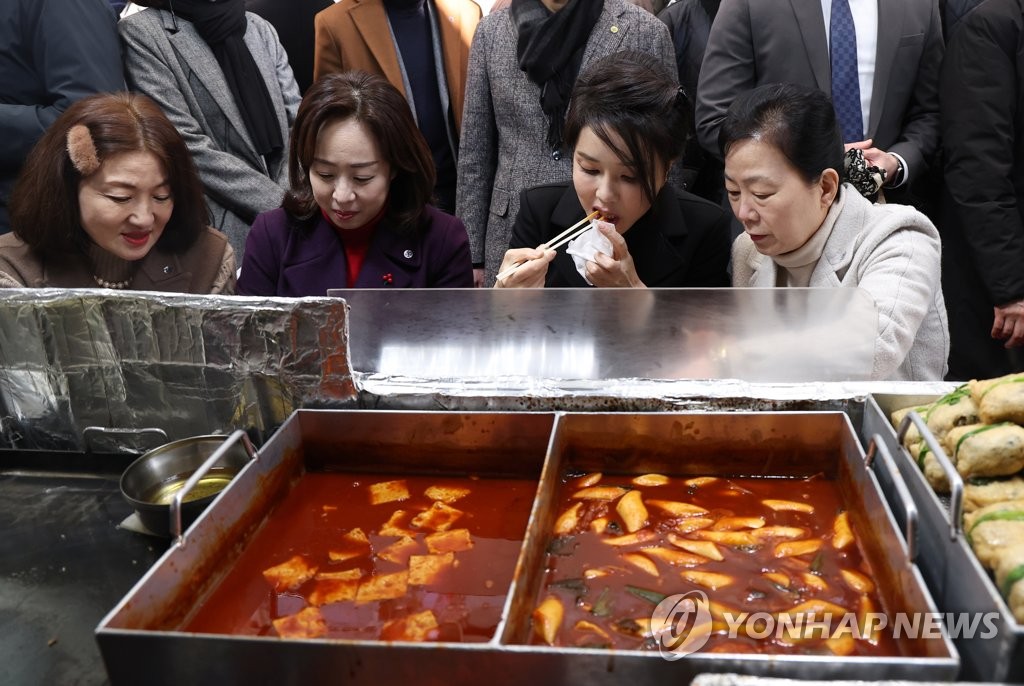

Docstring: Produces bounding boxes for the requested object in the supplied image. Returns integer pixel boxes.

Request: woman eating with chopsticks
[494,51,730,288]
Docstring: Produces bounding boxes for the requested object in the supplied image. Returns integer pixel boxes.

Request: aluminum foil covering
[0,289,354,452]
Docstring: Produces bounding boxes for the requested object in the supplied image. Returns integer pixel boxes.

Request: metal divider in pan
[863,394,1024,682]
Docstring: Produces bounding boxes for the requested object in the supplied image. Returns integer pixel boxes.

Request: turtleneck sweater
[323,205,386,287]
[87,241,137,288]
[771,190,846,287]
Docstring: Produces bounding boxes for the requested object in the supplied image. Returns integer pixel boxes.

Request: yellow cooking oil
[144,468,237,505]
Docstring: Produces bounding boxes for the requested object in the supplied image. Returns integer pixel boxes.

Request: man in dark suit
[940,0,1024,379]
[313,0,482,214]
[695,0,943,212]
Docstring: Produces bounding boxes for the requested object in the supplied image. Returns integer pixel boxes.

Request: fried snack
[753,526,807,541]
[368,479,410,505]
[328,528,371,563]
[408,552,455,586]
[802,572,829,591]
[993,543,1024,623]
[532,596,564,645]
[964,499,1024,569]
[832,512,854,549]
[381,610,439,642]
[574,619,612,641]
[970,374,1024,425]
[572,486,628,500]
[425,528,474,554]
[574,472,603,488]
[763,499,815,513]
[632,474,669,487]
[673,517,715,534]
[410,501,463,532]
[681,570,734,590]
[309,576,360,606]
[711,516,765,531]
[641,546,707,567]
[692,530,756,546]
[621,552,660,577]
[964,477,1024,513]
[262,555,318,592]
[946,423,1024,479]
[925,386,979,442]
[554,502,583,535]
[273,607,327,639]
[891,405,928,447]
[378,509,416,537]
[773,539,823,558]
[315,568,362,581]
[377,536,420,565]
[922,448,953,493]
[616,490,649,533]
[646,499,708,517]
[840,569,875,593]
[424,485,471,504]
[666,536,724,560]
[602,529,657,546]
[905,441,952,494]
[355,570,409,604]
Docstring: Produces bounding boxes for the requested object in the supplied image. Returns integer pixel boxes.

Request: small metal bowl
[120,435,251,537]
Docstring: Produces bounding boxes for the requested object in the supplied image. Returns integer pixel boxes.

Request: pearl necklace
[93,274,132,289]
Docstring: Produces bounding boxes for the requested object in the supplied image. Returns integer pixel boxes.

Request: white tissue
[565,221,614,285]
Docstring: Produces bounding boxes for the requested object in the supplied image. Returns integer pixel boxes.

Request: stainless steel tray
[97,410,957,684]
[864,393,1024,681]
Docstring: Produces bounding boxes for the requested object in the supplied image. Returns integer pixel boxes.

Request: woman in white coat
[722,83,949,381]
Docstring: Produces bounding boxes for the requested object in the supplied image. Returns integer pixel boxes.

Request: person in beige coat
[724,84,948,381]
[313,0,481,213]
[1,92,234,293]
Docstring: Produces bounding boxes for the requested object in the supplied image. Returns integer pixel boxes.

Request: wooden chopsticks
[495,210,601,283]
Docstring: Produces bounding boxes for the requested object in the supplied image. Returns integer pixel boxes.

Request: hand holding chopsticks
[495,210,601,284]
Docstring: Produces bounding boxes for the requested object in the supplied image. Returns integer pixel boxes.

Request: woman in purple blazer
[237,72,473,296]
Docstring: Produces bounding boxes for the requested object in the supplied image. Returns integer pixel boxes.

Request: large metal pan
[96,410,957,685]
[864,393,1024,681]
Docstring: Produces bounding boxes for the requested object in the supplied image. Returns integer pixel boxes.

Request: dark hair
[284,71,436,233]
[719,83,844,184]
[9,92,209,253]
[563,51,688,204]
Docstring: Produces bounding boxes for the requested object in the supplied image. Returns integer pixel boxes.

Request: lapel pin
[403,249,414,259]
[382,273,394,285]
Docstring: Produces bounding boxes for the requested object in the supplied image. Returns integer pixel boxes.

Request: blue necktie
[830,0,863,143]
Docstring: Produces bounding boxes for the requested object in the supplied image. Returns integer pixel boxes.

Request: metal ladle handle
[170,430,256,547]
[866,434,919,563]
[897,410,963,539]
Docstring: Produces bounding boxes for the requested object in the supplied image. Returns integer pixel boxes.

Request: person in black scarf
[136,0,282,162]
[510,0,603,158]
[119,0,301,260]
[456,0,678,286]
